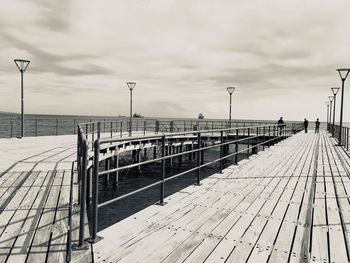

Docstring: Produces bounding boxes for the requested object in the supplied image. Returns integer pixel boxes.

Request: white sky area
[0,0,350,121]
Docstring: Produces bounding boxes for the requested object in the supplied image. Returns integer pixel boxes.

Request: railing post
[196,132,201,185]
[159,135,166,205]
[155,120,159,134]
[76,130,81,205]
[89,139,103,243]
[92,123,95,150]
[56,119,58,135]
[144,120,146,135]
[74,119,76,134]
[347,128,349,151]
[85,124,88,141]
[103,119,106,133]
[10,118,13,138]
[110,121,113,138]
[75,140,89,250]
[256,127,259,154]
[120,122,123,137]
[263,126,266,150]
[35,119,38,136]
[219,130,223,173]
[247,127,250,159]
[97,122,101,140]
[235,128,238,164]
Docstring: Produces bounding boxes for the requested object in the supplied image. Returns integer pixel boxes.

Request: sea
[0,112,279,138]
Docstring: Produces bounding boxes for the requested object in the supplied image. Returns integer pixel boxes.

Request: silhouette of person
[303,118,309,133]
[315,118,320,133]
[277,117,285,135]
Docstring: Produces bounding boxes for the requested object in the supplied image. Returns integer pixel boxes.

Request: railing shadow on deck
[69,121,304,255]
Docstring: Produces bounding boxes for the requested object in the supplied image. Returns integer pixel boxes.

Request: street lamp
[226,87,235,128]
[331,87,340,137]
[127,82,136,136]
[336,68,350,145]
[14,59,30,138]
[328,95,333,123]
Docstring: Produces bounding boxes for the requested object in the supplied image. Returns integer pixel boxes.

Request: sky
[0,0,350,122]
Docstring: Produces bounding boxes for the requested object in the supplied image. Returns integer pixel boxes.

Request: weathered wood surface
[93,131,350,263]
[0,135,92,262]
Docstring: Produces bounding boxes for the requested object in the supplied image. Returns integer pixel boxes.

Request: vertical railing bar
[219,130,223,173]
[196,132,201,185]
[77,141,88,247]
[160,135,166,205]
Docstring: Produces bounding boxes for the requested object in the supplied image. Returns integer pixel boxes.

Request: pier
[1,121,350,262]
[92,130,350,263]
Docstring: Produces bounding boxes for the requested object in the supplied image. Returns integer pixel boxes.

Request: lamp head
[14,59,30,72]
[127,82,136,91]
[331,87,340,96]
[337,68,350,81]
[328,96,333,102]
[226,87,235,94]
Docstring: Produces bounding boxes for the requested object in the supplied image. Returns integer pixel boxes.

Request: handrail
[0,116,295,138]
[75,121,303,243]
[327,122,350,150]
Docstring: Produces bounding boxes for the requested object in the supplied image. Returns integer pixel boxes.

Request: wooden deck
[0,135,91,262]
[93,131,350,263]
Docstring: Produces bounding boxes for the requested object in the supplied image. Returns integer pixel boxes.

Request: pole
[329,100,332,126]
[21,71,24,138]
[92,140,100,242]
[229,93,232,128]
[129,89,133,137]
[326,104,329,129]
[332,95,337,137]
[339,79,345,145]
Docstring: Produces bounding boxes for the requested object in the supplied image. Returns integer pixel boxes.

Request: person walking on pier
[303,118,309,133]
[277,117,285,135]
[315,118,320,133]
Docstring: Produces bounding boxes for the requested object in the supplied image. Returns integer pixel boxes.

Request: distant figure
[277,117,285,135]
[303,118,309,133]
[315,118,320,133]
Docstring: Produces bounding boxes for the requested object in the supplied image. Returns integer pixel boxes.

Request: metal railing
[0,116,279,139]
[73,121,303,246]
[327,122,350,150]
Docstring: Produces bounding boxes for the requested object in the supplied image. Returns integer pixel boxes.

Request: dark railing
[0,116,278,139]
[327,122,350,150]
[73,121,303,246]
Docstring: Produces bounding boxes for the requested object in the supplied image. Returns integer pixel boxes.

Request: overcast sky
[1,0,350,121]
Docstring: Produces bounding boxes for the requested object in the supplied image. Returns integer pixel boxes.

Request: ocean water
[0,112,129,138]
[0,112,281,138]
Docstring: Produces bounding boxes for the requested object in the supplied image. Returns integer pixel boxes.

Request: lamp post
[331,87,340,137]
[226,87,235,128]
[328,95,333,125]
[336,68,350,146]
[127,82,136,137]
[14,59,30,138]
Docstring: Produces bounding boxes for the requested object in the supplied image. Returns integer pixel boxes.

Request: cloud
[0,0,350,121]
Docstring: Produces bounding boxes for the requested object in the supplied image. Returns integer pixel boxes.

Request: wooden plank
[26,170,64,262]
[0,171,41,261]
[7,171,51,262]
